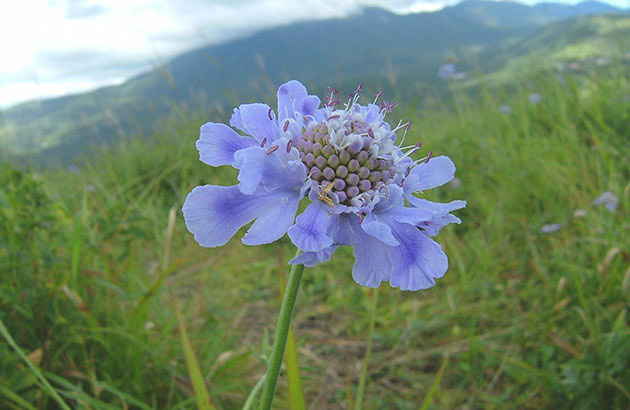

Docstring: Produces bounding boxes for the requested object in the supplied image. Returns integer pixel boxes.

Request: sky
[0,0,627,108]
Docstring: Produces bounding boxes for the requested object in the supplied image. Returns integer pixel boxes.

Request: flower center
[295,119,396,207]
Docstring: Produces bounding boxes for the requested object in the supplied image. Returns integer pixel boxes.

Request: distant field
[1,56,629,409]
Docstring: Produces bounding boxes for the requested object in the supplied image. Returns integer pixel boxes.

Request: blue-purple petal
[234,144,308,196]
[277,80,321,122]
[301,95,321,117]
[196,122,257,167]
[242,195,300,245]
[335,215,392,288]
[234,147,267,195]
[388,222,448,291]
[406,156,455,193]
[182,185,260,248]
[361,212,399,246]
[290,246,338,267]
[231,103,280,143]
[288,201,335,252]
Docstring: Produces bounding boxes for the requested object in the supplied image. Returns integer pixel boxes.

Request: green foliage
[1,59,629,408]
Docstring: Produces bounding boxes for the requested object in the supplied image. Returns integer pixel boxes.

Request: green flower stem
[258,249,305,410]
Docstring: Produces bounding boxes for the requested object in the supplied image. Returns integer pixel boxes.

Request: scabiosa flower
[499,105,512,114]
[593,190,619,213]
[540,223,562,234]
[183,80,465,291]
[438,63,456,81]
[529,93,542,104]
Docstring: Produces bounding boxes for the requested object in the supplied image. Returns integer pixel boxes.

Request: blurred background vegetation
[1,1,629,409]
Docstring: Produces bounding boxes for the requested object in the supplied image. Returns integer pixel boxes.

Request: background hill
[0,0,627,163]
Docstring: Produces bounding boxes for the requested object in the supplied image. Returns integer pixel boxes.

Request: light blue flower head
[182,80,465,291]
[438,63,456,81]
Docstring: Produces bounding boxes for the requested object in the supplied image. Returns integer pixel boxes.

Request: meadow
[1,64,629,409]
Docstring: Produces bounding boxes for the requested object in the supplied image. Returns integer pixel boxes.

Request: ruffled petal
[386,205,436,225]
[361,212,399,246]
[388,222,448,291]
[196,122,257,167]
[277,80,307,120]
[229,108,246,133]
[301,95,320,117]
[242,195,300,245]
[421,213,462,236]
[182,185,260,247]
[234,145,308,196]
[361,103,382,123]
[352,234,393,288]
[231,103,280,143]
[406,156,455,193]
[407,197,466,216]
[403,197,466,235]
[336,214,392,288]
[290,246,338,267]
[288,201,336,252]
[234,147,266,195]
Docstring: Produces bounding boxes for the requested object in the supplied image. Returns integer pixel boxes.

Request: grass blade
[419,354,450,410]
[0,385,39,410]
[242,373,266,410]
[278,248,306,410]
[0,318,72,410]
[284,327,305,410]
[170,291,216,410]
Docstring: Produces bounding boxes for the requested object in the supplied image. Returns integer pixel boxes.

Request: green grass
[1,64,629,409]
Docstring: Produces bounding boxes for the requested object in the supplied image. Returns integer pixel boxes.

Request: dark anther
[425,150,433,163]
[283,120,290,132]
[327,86,339,94]
[405,118,412,132]
[268,108,274,120]
[286,139,293,153]
[266,145,279,154]
[260,137,267,147]
[358,211,366,224]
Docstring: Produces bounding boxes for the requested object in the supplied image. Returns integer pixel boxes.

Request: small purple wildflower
[499,105,512,114]
[593,191,619,213]
[182,80,465,291]
[540,223,561,234]
[67,164,80,173]
[438,63,456,81]
[529,93,542,104]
